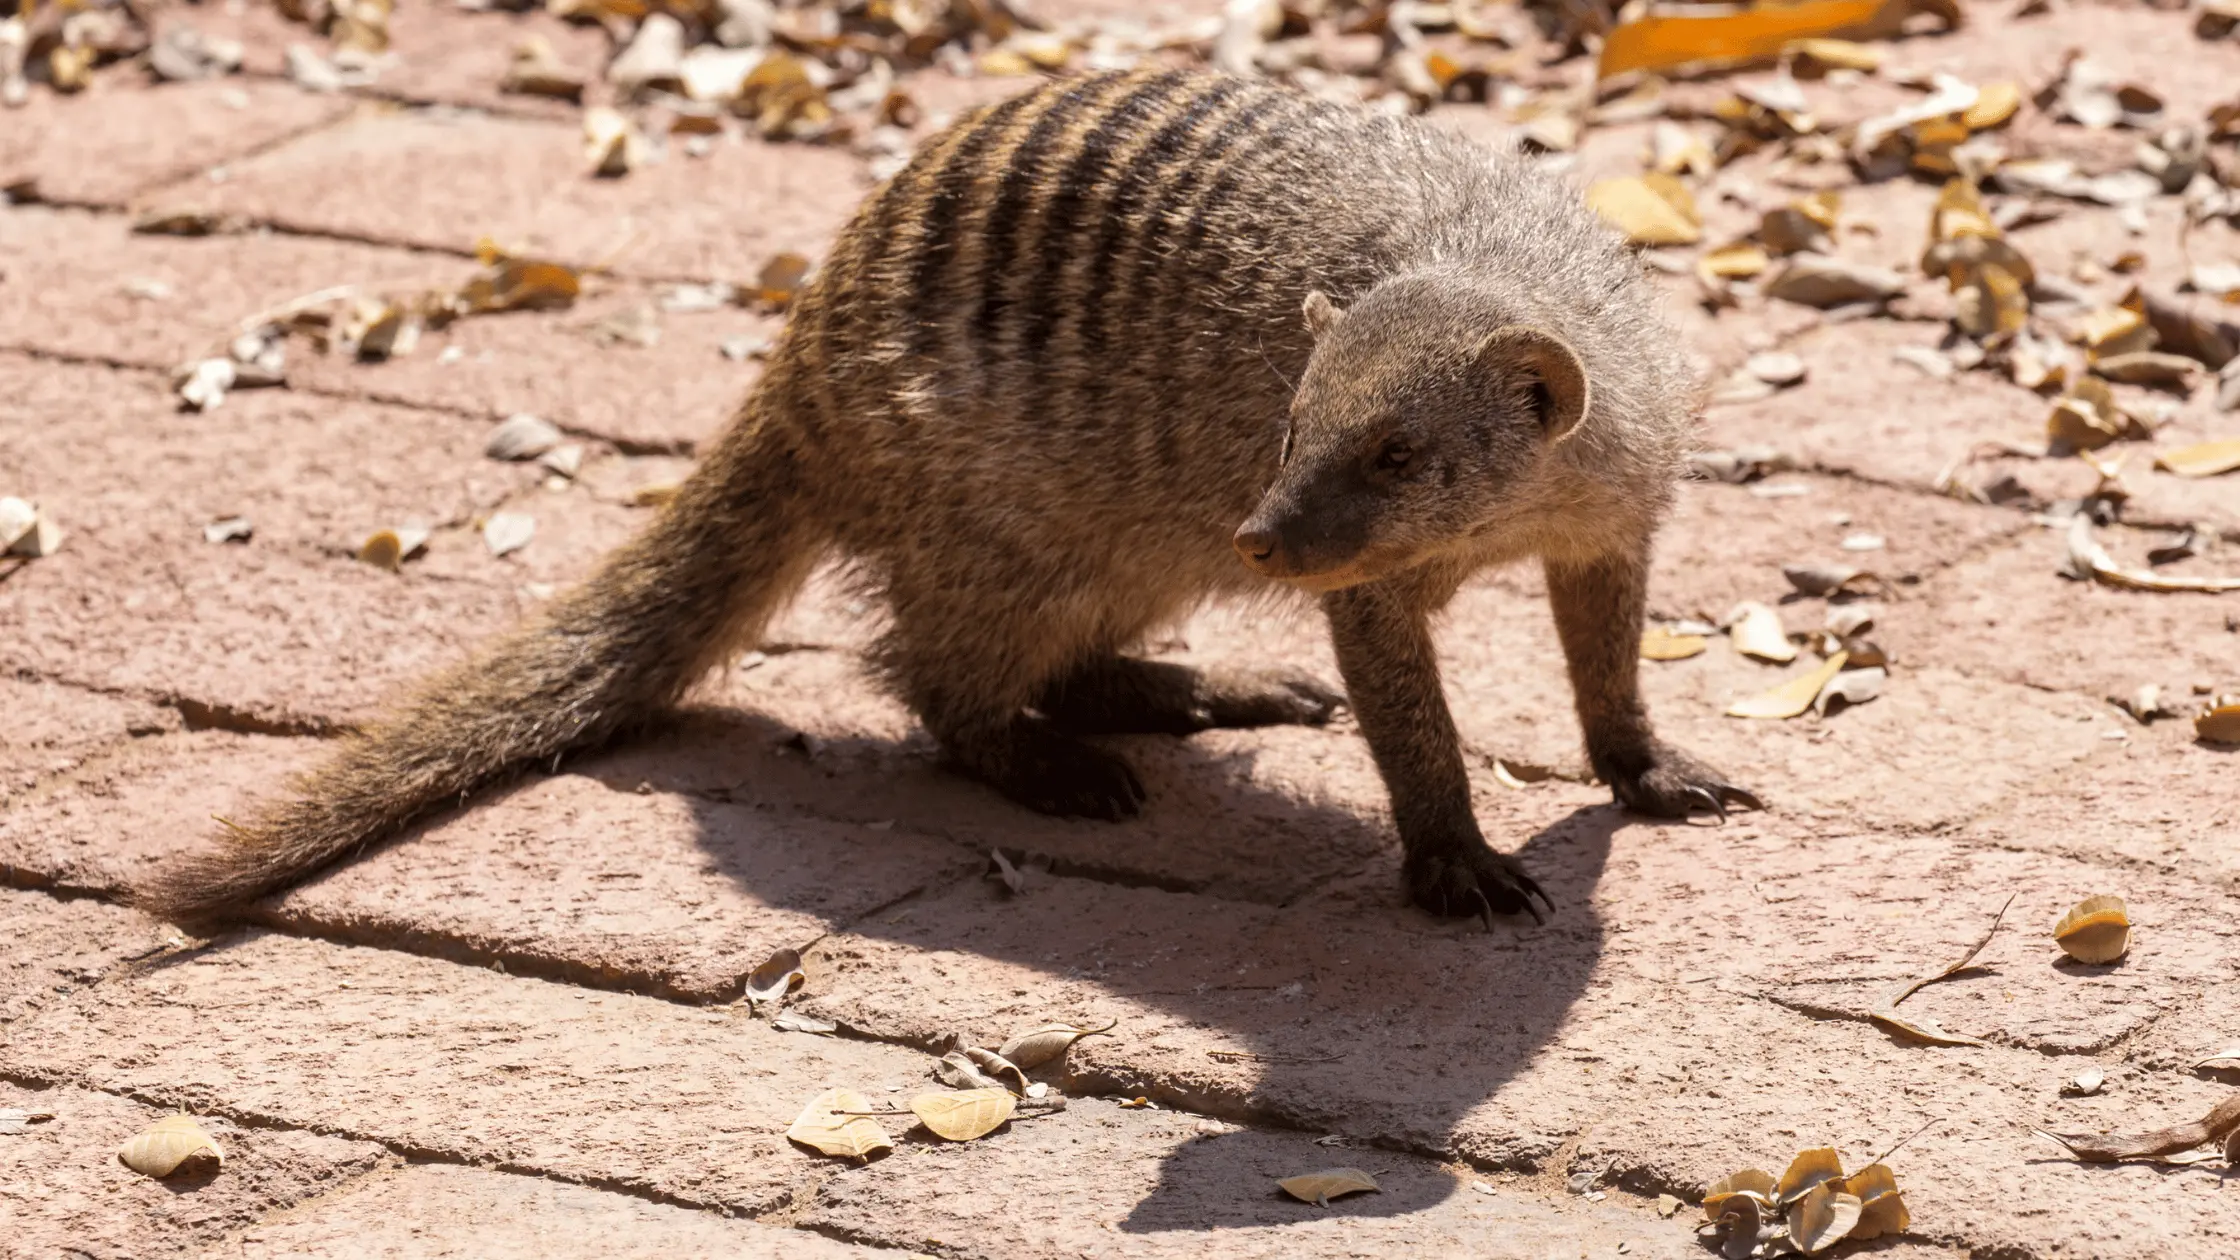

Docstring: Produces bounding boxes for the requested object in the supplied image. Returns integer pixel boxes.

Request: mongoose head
[1233,277,1592,590]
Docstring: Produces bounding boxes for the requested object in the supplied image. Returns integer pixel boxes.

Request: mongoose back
[141,66,1760,928]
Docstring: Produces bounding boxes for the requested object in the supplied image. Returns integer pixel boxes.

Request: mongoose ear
[1477,326,1591,443]
[1302,290,1344,339]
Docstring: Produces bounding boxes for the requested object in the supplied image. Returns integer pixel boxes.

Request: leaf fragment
[482,512,536,558]
[772,1010,837,1035]
[1775,1147,1847,1205]
[1838,1163,1911,1239]
[0,1107,55,1135]
[2154,440,2240,478]
[486,413,564,461]
[2066,516,2240,593]
[1596,0,1949,81]
[203,516,254,545]
[0,496,62,558]
[1762,254,1906,308]
[1728,601,1796,663]
[1868,891,2013,1046]
[2198,704,2240,745]
[1641,626,1708,661]
[1783,564,1880,597]
[1726,651,1848,720]
[2035,1092,2240,1163]
[1278,1167,1380,1206]
[1787,1183,1864,1254]
[1815,666,1886,715]
[786,1088,891,1160]
[743,946,804,1008]
[117,1114,223,1178]
[997,1019,1117,1069]
[1586,174,1701,246]
[909,1088,1015,1141]
[2053,895,2130,965]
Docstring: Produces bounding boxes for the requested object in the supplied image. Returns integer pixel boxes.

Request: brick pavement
[3,2,2237,1256]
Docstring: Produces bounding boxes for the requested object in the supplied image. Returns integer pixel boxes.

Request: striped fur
[138,69,1757,928]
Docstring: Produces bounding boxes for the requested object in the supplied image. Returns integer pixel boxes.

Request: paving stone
[0,888,171,1027]
[0,354,538,723]
[0,207,773,452]
[1907,526,2240,698]
[0,1080,390,1260]
[0,74,353,207]
[0,677,178,808]
[158,107,869,281]
[270,771,981,1000]
[0,730,320,896]
[802,1095,1698,1260]
[2,928,939,1213]
[234,1162,883,1258]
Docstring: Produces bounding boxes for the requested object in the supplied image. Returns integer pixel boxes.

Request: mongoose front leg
[1324,581,1550,924]
[1036,657,1344,736]
[1544,547,1763,819]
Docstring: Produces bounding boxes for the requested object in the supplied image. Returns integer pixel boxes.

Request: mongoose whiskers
[138,66,1761,929]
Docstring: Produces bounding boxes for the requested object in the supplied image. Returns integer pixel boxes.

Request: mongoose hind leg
[1036,657,1344,736]
[1544,547,1764,820]
[1324,574,1551,925]
[875,590,1148,822]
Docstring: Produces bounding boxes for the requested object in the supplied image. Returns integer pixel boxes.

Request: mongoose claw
[1405,842,1551,927]
[1598,741,1764,824]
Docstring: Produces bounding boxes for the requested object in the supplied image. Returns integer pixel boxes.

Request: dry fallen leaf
[787,1088,891,1160]
[203,516,253,545]
[0,1106,55,1134]
[1868,891,2013,1046]
[1596,0,1948,80]
[935,1050,1008,1092]
[2066,516,2240,593]
[486,413,564,461]
[753,252,813,309]
[1278,1167,1380,1206]
[2195,1047,2240,1072]
[2035,1092,2240,1163]
[1702,1168,1777,1222]
[1641,626,1708,661]
[1727,602,1798,663]
[1762,254,1906,308]
[502,35,586,102]
[2197,704,2240,744]
[482,512,536,558]
[1783,564,1880,597]
[2046,378,2141,452]
[1838,1163,1910,1239]
[460,256,581,315]
[909,1088,1015,1141]
[1727,651,1849,719]
[1775,1147,1847,1204]
[0,496,62,558]
[744,946,805,1008]
[772,1010,837,1035]
[1815,666,1886,715]
[997,1019,1117,1069]
[2064,1066,2107,1097]
[2054,895,2131,965]
[584,106,648,177]
[117,1114,223,1178]
[960,1046,1031,1095]
[1788,1182,1864,1254]
[2154,439,2240,478]
[1587,174,1700,246]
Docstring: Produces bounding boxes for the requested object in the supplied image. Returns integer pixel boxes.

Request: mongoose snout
[137,67,1764,932]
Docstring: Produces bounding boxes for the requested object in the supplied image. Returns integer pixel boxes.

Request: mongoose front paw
[1404,841,1551,927]
[1597,742,1764,821]
[1200,667,1346,729]
[1001,736,1147,822]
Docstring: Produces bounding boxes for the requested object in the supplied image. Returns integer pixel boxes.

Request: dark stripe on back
[1070,75,1250,372]
[967,72,1134,350]
[900,89,1042,359]
[1014,68,1200,363]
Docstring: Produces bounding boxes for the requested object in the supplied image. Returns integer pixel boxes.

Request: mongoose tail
[134,401,821,927]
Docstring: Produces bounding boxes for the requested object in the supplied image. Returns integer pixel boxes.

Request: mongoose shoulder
[139,66,1759,928]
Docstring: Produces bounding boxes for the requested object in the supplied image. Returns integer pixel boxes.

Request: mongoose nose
[1233,525,1280,569]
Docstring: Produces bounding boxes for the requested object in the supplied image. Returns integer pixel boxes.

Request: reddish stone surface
[5,3,2239,1254]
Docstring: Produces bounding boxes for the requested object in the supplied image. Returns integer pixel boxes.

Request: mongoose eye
[1375,439,1414,472]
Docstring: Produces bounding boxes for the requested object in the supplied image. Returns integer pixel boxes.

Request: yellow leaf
[1962,80,2020,130]
[1788,1183,1864,1253]
[1278,1167,1380,1206]
[909,1088,1015,1141]
[1729,601,1796,663]
[2054,895,2130,965]
[2199,704,2240,744]
[787,1088,892,1160]
[2154,440,2240,478]
[1597,0,1945,81]
[1838,1164,1911,1240]
[1698,242,1770,281]
[358,529,405,572]
[1586,174,1701,246]
[1726,652,1847,719]
[997,1019,1117,1069]
[1775,1147,1846,1204]
[1787,37,1884,72]
[1702,1168,1777,1221]
[1641,627,1708,660]
[117,1115,223,1179]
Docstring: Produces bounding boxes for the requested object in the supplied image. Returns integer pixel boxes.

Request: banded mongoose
[140,66,1762,928]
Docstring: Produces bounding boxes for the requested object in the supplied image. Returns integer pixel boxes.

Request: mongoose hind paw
[1404,843,1551,929]
[1199,667,1346,730]
[1599,742,1764,822]
[976,729,1148,822]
